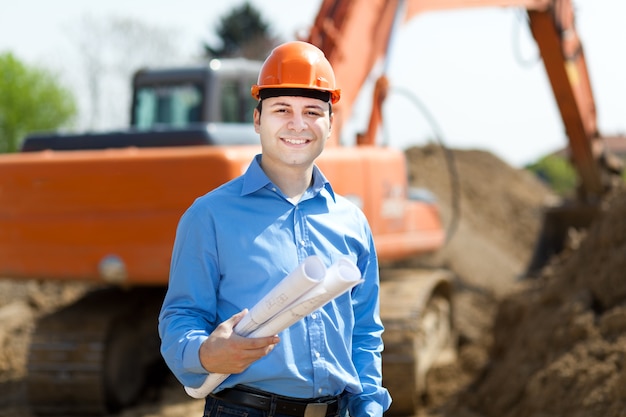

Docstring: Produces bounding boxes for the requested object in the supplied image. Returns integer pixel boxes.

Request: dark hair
[259,88,331,102]
[255,89,333,117]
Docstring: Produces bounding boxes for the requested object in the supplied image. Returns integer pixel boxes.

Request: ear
[327,113,334,138]
[253,108,261,133]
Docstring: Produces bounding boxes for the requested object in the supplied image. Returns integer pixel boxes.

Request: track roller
[380,268,456,416]
[26,286,165,415]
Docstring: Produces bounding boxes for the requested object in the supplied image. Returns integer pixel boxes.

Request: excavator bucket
[526,202,599,277]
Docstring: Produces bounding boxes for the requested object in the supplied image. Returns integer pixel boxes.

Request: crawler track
[27,287,166,416]
[380,268,456,416]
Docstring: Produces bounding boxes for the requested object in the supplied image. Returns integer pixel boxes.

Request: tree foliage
[204,2,279,60]
[525,154,578,196]
[0,53,76,153]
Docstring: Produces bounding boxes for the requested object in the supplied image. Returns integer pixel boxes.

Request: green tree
[525,154,577,196]
[204,2,280,60]
[0,53,76,153]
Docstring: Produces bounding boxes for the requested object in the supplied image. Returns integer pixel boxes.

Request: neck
[262,162,313,203]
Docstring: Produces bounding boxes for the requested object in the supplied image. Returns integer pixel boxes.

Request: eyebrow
[269,100,326,111]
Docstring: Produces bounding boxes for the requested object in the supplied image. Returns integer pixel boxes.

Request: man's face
[254,95,332,172]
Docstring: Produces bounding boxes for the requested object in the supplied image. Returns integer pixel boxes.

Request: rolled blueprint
[184,256,363,399]
[249,257,363,338]
[234,256,326,336]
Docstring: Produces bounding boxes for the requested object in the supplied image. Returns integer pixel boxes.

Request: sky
[0,0,624,167]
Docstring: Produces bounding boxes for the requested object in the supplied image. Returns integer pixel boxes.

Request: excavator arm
[526,0,604,199]
[307,0,619,272]
[307,0,557,145]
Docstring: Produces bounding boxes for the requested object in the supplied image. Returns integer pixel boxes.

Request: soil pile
[405,144,555,294]
[408,145,626,417]
[403,144,556,414]
[448,187,626,417]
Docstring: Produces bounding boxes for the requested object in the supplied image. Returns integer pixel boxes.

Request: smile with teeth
[283,137,310,145]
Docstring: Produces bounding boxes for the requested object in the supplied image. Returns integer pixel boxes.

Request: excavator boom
[307,0,616,272]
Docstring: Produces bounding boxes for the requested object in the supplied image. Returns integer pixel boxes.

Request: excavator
[0,0,619,415]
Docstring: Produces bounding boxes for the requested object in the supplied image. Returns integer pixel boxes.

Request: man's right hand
[198,309,280,374]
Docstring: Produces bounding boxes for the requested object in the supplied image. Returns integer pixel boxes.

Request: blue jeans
[203,395,348,417]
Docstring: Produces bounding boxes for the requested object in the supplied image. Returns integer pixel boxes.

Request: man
[158,41,391,417]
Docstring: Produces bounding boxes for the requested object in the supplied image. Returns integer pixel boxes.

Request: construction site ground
[1,144,625,417]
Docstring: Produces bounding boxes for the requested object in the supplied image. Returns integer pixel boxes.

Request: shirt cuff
[182,335,209,374]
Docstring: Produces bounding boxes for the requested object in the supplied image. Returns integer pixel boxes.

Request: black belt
[210,385,340,416]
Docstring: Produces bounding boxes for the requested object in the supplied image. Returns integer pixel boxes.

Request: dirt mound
[407,144,554,258]
[449,187,626,417]
[403,144,556,414]
[405,144,555,295]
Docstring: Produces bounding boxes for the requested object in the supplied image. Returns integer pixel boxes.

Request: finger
[237,339,279,364]
[218,309,248,332]
[241,335,280,350]
[229,308,249,325]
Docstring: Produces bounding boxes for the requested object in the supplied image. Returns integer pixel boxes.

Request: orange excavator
[0,0,619,415]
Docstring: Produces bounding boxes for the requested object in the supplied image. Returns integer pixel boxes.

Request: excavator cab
[131,58,261,129]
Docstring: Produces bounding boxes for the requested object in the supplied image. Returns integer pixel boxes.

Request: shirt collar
[241,154,336,202]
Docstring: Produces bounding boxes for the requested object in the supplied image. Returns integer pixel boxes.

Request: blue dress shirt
[158,154,391,416]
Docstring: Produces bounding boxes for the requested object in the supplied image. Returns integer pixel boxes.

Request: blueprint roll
[185,256,329,399]
[233,255,326,336]
[249,256,363,337]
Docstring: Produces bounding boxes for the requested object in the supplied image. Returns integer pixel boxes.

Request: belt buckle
[304,402,328,417]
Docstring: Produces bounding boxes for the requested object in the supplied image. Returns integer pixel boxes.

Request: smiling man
[158,41,391,417]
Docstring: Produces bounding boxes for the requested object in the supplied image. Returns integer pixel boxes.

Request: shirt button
[311,313,317,319]
[318,388,323,395]
[315,351,321,358]
[299,240,306,247]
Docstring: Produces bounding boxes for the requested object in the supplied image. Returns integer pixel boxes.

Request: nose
[287,113,307,132]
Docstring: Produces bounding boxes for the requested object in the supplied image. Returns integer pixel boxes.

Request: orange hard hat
[251,41,341,104]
